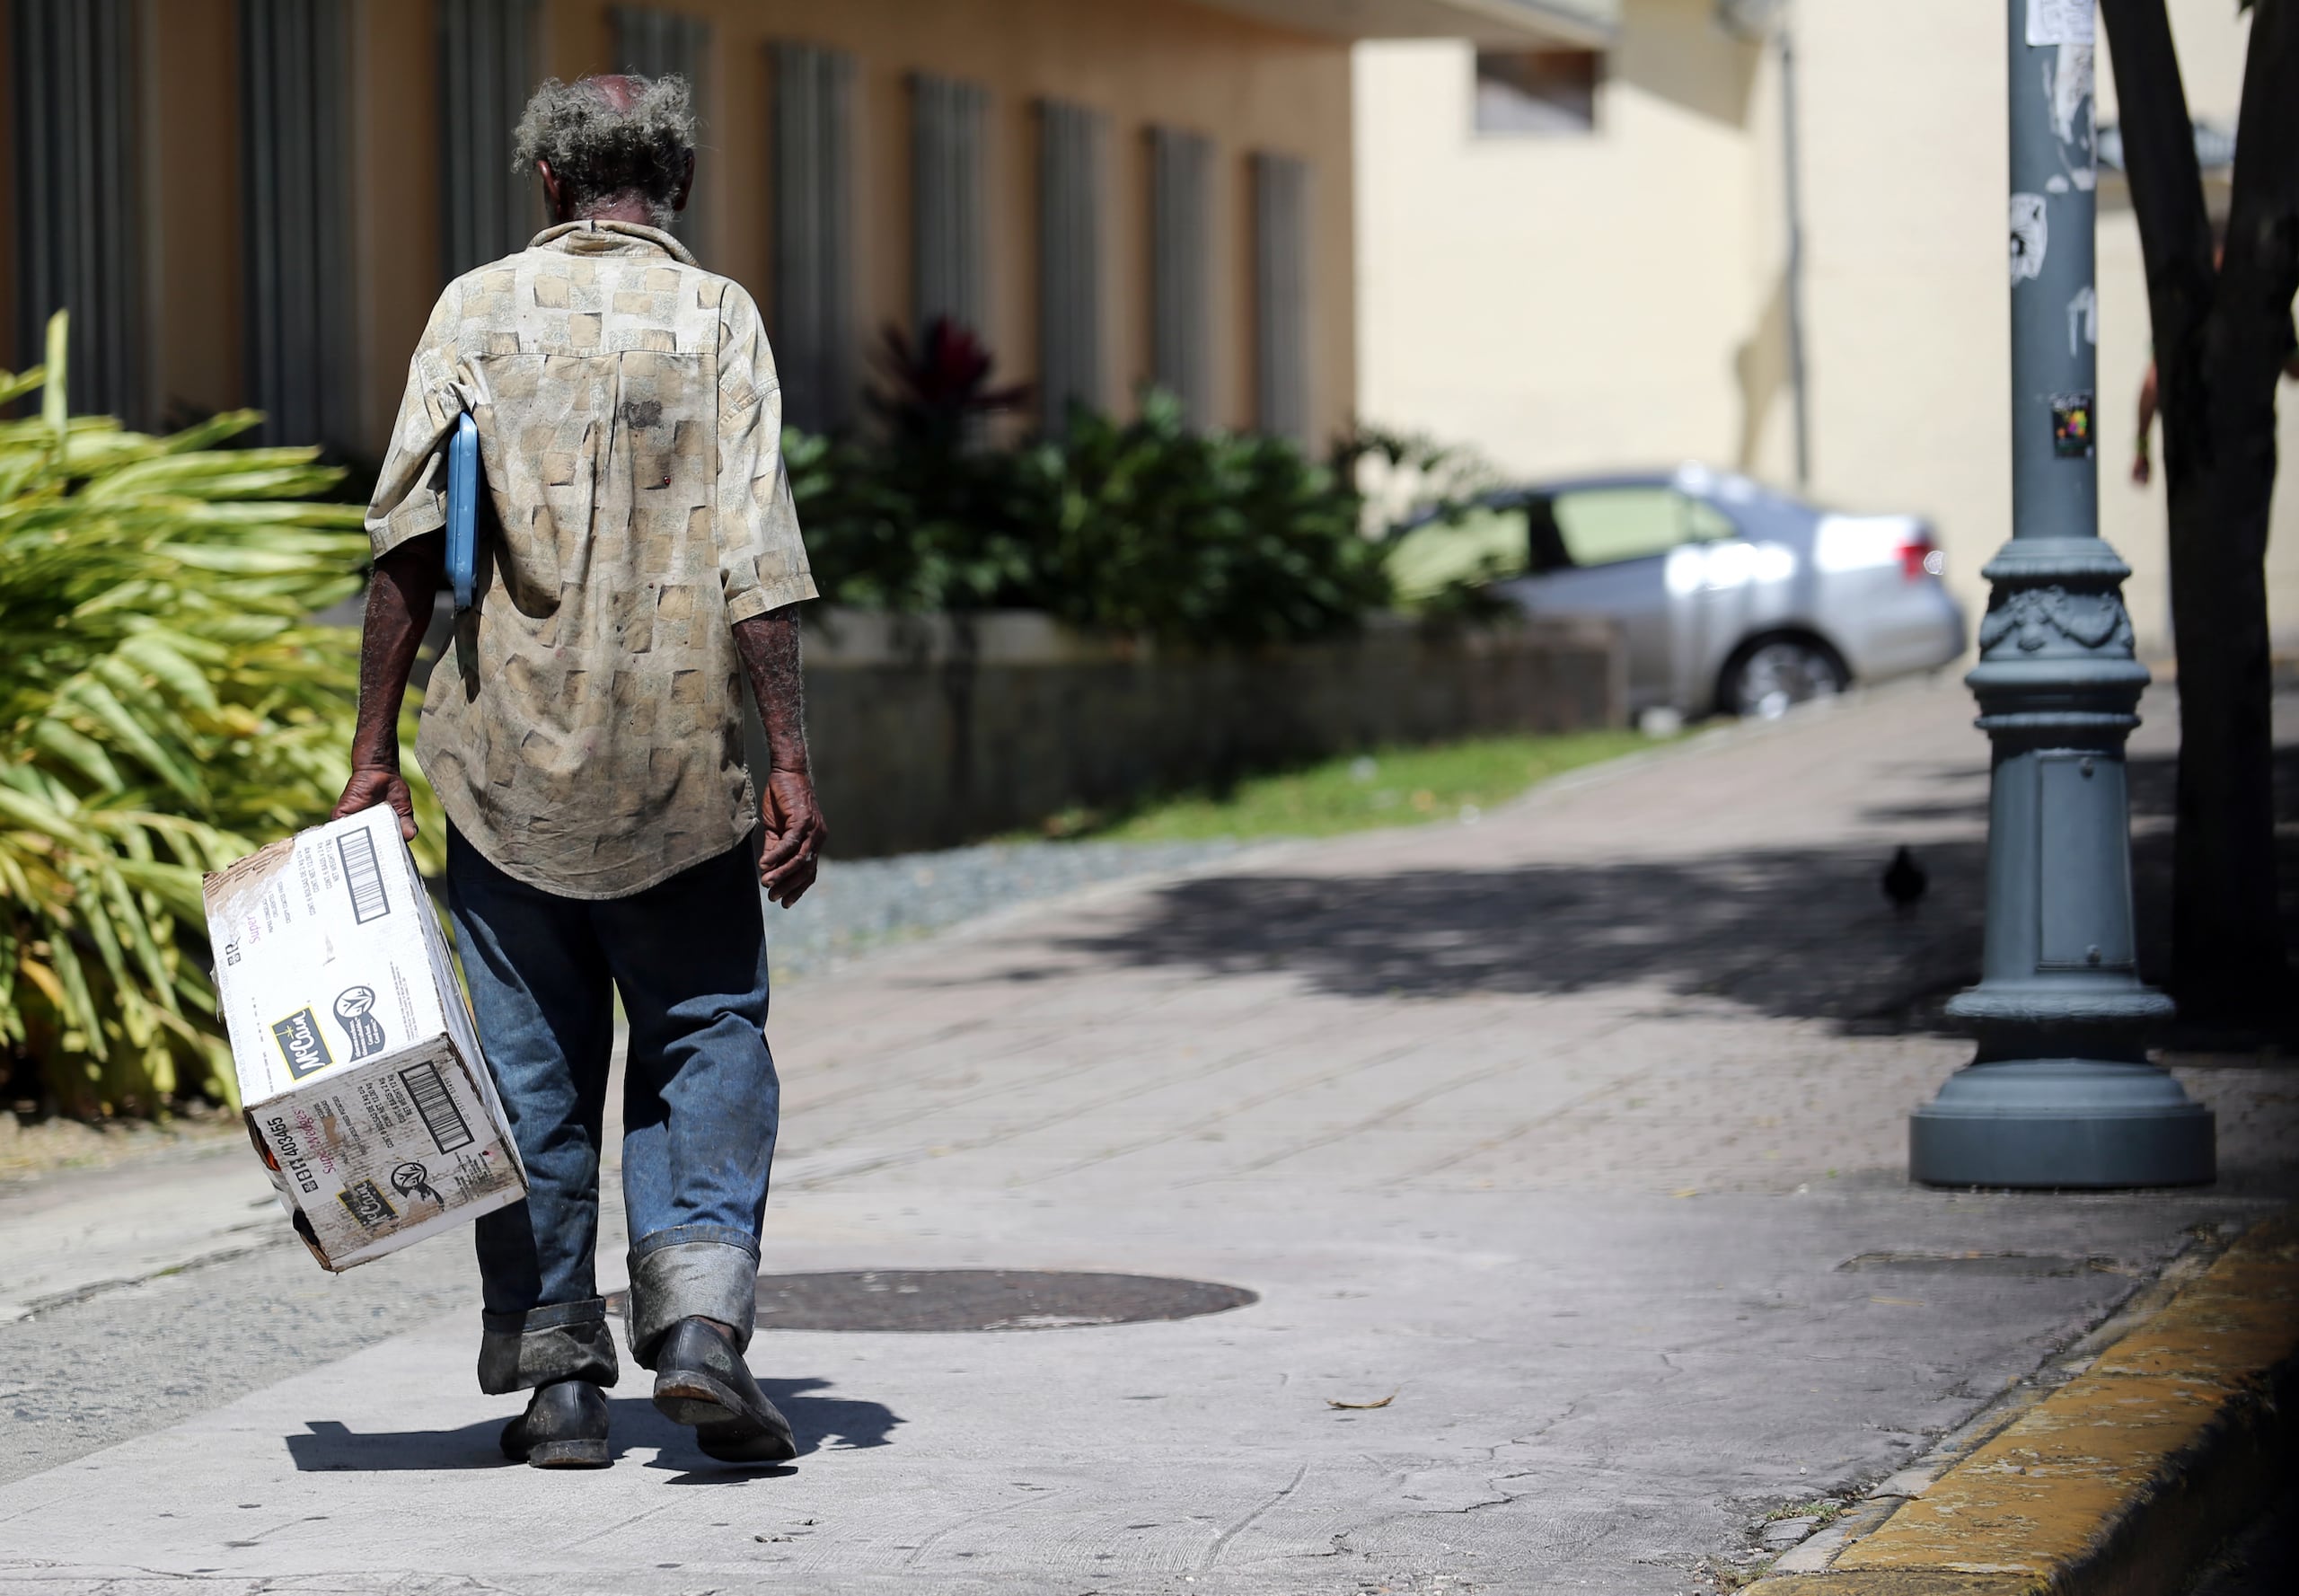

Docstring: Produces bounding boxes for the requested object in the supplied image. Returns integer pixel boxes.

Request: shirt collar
[528,217,699,267]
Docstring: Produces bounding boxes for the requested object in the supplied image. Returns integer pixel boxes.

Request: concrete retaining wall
[780,609,1625,856]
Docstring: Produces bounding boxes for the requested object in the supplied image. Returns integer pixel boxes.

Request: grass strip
[1032,727,1661,843]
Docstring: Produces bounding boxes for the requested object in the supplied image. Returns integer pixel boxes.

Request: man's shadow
[286,1378,900,1477]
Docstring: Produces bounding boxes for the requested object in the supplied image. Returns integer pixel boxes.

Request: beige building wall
[1354,3,1771,484]
[4,0,1357,458]
[534,0,1357,452]
[1356,0,2299,655]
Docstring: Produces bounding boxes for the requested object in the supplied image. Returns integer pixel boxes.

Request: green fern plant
[1,313,436,1117]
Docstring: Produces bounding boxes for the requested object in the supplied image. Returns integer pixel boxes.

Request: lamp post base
[1909,1058,2215,1187]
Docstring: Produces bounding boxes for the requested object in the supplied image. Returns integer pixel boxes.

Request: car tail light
[1898,530,1944,581]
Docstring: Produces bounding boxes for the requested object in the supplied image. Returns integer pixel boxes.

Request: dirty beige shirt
[366,219,815,899]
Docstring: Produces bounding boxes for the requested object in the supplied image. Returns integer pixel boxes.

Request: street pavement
[0,675,2292,1594]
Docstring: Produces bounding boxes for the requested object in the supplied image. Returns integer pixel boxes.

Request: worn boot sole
[653,1371,797,1462]
[522,1437,612,1469]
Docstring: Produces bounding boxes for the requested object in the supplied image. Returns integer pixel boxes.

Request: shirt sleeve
[714,283,819,624]
[364,282,466,559]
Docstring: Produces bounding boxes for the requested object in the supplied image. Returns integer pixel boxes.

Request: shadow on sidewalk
[1053,744,2296,1039]
[1061,843,1986,1029]
[284,1379,901,1473]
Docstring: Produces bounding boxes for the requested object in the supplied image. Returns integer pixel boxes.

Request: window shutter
[1251,151,1310,444]
[610,4,710,251]
[771,41,856,434]
[10,0,145,424]
[1148,125,1212,429]
[1036,100,1105,432]
[240,0,355,452]
[911,73,988,338]
[439,0,540,279]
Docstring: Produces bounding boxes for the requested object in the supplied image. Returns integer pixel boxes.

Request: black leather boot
[499,1378,611,1468]
[651,1318,797,1462]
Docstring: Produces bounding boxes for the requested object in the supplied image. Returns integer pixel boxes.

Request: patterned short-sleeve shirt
[366,219,816,900]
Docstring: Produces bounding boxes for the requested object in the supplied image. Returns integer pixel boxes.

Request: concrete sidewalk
[0,677,2291,1594]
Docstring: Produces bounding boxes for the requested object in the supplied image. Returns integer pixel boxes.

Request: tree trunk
[2101,0,2298,1027]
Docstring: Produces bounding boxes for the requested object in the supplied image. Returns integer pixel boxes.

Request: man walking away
[335,74,826,1468]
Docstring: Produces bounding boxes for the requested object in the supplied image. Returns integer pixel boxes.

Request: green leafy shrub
[1,314,435,1116]
[787,320,1040,613]
[1017,392,1388,644]
[790,366,1395,646]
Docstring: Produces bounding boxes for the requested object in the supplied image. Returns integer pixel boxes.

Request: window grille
[439,0,540,279]
[611,4,710,251]
[911,73,989,337]
[1474,49,1600,136]
[1036,100,1105,432]
[1251,151,1310,443]
[771,41,855,433]
[10,0,145,423]
[240,0,356,452]
[1148,125,1212,428]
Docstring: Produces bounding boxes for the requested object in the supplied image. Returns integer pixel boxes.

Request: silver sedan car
[1390,464,1968,718]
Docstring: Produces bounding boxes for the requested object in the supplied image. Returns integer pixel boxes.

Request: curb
[1746,1210,2299,1596]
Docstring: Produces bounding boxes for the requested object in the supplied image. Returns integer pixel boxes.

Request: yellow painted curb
[1750,1211,2299,1596]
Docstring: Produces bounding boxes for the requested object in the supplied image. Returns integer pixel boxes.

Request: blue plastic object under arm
[445,412,479,612]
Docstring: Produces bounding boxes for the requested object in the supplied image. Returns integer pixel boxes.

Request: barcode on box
[400,1061,473,1153]
[337,830,390,924]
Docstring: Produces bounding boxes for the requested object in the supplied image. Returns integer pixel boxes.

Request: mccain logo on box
[337,1177,400,1230]
[269,1007,333,1079]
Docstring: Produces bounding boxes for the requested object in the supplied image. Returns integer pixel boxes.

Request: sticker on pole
[2027,0,2093,47]
[2010,195,2048,282]
[2051,392,2095,458]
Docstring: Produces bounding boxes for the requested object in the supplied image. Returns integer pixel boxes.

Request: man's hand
[2131,450,2153,486]
[733,607,823,907]
[339,539,440,845]
[758,768,826,906]
[335,764,418,841]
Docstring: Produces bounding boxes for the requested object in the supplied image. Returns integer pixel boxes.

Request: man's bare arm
[331,540,443,840]
[733,607,827,907]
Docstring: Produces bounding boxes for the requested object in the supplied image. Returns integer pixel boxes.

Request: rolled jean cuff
[477,1297,618,1394]
[627,1227,761,1368]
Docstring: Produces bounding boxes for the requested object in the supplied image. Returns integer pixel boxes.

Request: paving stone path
[0,676,2290,1594]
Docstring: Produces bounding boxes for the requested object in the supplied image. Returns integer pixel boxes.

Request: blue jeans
[445,827,778,1393]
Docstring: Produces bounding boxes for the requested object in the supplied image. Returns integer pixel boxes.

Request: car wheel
[1725,638,1844,719]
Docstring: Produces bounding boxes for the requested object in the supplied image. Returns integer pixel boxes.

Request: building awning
[1194,0,1617,49]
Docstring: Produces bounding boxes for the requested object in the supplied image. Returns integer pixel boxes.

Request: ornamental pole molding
[1907,0,2214,1187]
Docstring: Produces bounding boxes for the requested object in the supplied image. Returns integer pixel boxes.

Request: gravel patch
[765,838,1246,979]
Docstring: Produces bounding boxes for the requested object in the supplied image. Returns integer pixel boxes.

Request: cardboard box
[204,805,526,1270]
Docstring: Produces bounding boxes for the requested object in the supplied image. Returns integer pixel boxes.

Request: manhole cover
[608,1270,1257,1333]
[1836,1252,2126,1277]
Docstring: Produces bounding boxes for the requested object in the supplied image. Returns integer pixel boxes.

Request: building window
[1250,151,1309,443]
[1148,125,1212,429]
[911,73,989,338]
[1474,49,1600,135]
[241,0,356,452]
[612,4,710,251]
[438,0,540,279]
[10,0,146,423]
[771,41,856,434]
[1037,100,1105,432]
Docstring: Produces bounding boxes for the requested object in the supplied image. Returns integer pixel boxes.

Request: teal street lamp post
[1908,1,2214,1186]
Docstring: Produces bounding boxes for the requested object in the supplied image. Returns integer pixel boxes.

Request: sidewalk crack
[1198,1460,1308,1571]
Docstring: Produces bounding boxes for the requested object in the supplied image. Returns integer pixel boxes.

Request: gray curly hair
[512,74,696,227]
